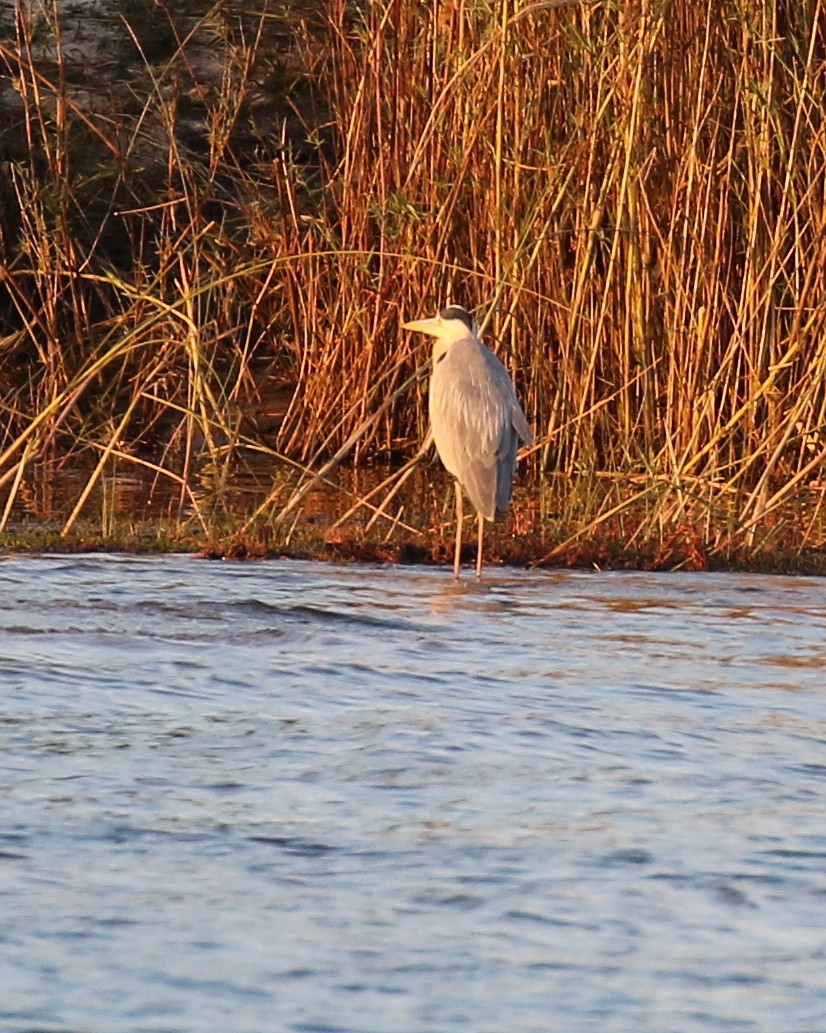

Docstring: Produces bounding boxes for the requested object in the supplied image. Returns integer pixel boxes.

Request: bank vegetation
[1,0,825,569]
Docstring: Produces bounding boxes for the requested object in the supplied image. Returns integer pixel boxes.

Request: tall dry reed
[281,0,826,549]
[1,0,825,551]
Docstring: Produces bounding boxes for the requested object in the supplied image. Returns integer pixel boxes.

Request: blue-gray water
[2,555,826,1032]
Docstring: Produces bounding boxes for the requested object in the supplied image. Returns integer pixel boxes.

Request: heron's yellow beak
[402,316,441,336]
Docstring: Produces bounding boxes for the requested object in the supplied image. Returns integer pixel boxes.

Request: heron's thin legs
[476,513,484,579]
[453,483,463,578]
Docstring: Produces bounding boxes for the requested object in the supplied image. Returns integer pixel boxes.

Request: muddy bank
[6,522,826,577]
[3,457,826,575]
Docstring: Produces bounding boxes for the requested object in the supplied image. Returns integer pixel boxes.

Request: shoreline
[4,521,826,576]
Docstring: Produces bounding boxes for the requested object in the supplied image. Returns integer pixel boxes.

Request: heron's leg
[453,483,463,579]
[476,513,485,580]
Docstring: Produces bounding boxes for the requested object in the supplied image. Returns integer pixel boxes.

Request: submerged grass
[1,0,826,570]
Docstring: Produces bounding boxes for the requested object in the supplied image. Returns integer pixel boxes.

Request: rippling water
[2,555,826,1032]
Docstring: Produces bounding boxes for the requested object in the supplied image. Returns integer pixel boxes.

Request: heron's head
[403,306,478,361]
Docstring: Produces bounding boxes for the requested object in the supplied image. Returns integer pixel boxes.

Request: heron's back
[429,337,531,520]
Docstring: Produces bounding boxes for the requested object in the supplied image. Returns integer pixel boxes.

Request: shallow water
[1,555,825,1033]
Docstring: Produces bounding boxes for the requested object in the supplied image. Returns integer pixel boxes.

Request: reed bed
[1,0,826,564]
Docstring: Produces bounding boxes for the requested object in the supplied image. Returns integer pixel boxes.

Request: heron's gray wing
[478,346,533,448]
[511,398,532,447]
[488,353,532,514]
[429,339,520,520]
[478,348,529,516]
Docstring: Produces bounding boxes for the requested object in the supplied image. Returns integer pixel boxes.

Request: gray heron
[403,305,532,578]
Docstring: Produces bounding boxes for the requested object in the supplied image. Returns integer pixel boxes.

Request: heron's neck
[432,326,475,364]
[432,339,451,364]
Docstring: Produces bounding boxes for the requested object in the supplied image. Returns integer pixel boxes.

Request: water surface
[1,556,825,1032]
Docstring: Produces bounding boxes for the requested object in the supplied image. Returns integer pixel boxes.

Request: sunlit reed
[1,0,825,561]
